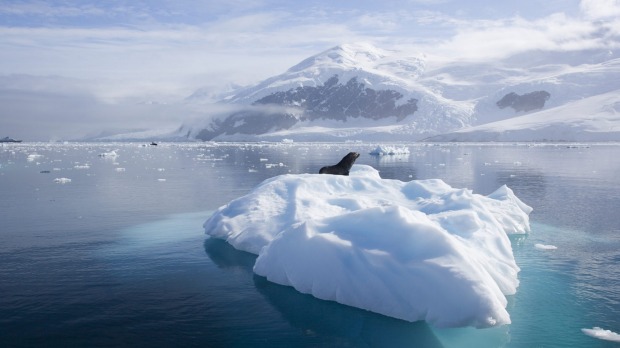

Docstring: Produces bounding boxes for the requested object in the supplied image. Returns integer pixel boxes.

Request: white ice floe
[534,243,557,250]
[27,153,43,161]
[53,177,71,184]
[204,164,532,328]
[582,327,620,342]
[369,145,410,155]
[98,150,119,158]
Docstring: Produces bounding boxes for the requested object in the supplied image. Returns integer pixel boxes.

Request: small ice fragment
[535,244,557,250]
[27,153,43,161]
[115,167,126,172]
[582,327,620,342]
[99,150,118,158]
[54,177,71,184]
[157,178,166,182]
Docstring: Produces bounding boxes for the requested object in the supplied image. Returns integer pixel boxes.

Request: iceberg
[369,145,410,155]
[204,165,532,328]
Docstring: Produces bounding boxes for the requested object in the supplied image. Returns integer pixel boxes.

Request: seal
[319,152,360,176]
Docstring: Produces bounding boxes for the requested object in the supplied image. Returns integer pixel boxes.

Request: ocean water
[1,142,619,348]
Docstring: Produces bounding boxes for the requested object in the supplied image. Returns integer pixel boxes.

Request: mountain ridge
[90,43,620,142]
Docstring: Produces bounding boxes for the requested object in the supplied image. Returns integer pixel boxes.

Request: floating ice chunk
[157,178,166,182]
[53,177,71,184]
[535,243,557,250]
[115,167,126,172]
[99,150,119,158]
[27,153,42,161]
[369,145,410,155]
[265,163,285,169]
[204,164,532,328]
[74,164,90,169]
[582,327,620,342]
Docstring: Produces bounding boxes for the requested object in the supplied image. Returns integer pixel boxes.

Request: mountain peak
[288,42,388,73]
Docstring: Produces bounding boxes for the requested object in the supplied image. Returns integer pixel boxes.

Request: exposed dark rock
[255,75,418,122]
[195,75,419,140]
[497,91,551,112]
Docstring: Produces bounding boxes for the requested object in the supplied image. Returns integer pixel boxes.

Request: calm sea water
[1,142,619,348]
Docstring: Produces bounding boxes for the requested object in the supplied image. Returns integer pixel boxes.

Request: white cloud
[580,0,620,19]
[416,12,620,63]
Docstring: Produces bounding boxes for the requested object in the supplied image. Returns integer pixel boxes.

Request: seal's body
[319,152,360,176]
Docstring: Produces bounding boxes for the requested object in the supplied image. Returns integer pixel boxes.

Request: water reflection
[204,237,444,348]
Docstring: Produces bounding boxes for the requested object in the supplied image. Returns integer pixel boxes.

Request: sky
[1,0,619,140]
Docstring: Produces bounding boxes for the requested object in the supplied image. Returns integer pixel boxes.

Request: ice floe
[204,164,532,328]
[99,150,119,158]
[53,177,72,184]
[534,243,557,250]
[582,327,620,342]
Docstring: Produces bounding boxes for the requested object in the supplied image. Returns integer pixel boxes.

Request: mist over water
[1,142,619,347]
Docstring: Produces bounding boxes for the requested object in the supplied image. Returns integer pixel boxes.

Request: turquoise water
[1,143,619,347]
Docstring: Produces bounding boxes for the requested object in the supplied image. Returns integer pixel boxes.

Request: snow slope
[425,91,620,142]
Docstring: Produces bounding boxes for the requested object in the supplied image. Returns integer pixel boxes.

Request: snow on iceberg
[203,165,532,328]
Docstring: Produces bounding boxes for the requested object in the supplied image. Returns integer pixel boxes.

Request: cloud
[0,75,192,140]
[416,12,620,63]
[580,0,620,19]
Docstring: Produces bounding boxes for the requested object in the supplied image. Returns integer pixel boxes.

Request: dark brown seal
[319,152,360,176]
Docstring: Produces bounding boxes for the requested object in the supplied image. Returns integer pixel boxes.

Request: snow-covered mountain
[176,42,620,142]
[424,91,620,142]
[92,42,619,142]
[182,43,475,141]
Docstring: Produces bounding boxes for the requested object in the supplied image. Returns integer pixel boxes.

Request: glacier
[425,91,620,142]
[203,164,532,328]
